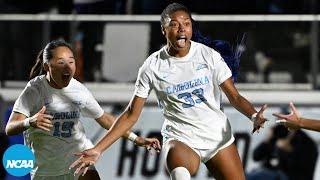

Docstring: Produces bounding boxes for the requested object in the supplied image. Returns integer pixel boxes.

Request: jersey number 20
[178,88,207,108]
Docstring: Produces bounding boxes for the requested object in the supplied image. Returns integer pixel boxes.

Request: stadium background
[1,0,320,179]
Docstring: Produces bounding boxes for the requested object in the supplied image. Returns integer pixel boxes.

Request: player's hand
[134,136,161,153]
[272,102,301,131]
[252,104,268,134]
[69,148,101,176]
[30,106,53,131]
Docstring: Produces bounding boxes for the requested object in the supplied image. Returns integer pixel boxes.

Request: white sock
[170,167,191,180]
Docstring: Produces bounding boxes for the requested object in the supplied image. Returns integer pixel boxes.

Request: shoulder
[69,78,83,87]
[64,79,95,101]
[144,48,163,66]
[193,41,221,59]
[139,48,166,73]
[26,75,45,93]
[69,78,90,92]
[29,75,44,85]
[192,41,223,67]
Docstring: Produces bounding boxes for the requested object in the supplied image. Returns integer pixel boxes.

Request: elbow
[5,124,16,136]
[126,109,139,124]
[5,125,12,136]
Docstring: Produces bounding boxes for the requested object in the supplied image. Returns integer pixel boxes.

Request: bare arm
[69,96,147,175]
[5,112,29,135]
[5,106,53,136]
[299,118,320,132]
[220,78,267,132]
[94,96,146,152]
[96,112,134,138]
[95,112,115,130]
[273,102,320,132]
[220,78,257,118]
[96,111,160,146]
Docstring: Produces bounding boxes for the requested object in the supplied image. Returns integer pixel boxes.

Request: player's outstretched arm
[273,102,320,132]
[220,78,268,133]
[70,96,152,176]
[96,112,161,151]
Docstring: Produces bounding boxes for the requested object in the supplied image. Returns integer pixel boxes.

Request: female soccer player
[70,3,268,180]
[273,102,320,132]
[5,39,160,180]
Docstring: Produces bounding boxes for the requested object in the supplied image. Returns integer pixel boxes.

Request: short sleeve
[81,87,104,119]
[134,61,153,98]
[213,56,232,85]
[13,83,40,117]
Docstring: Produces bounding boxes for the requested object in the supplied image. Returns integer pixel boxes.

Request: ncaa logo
[2,144,35,176]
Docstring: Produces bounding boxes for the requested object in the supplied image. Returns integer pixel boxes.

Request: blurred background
[1,0,320,179]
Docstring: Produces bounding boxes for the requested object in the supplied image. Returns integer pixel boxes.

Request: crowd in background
[0,1,319,179]
[0,0,318,83]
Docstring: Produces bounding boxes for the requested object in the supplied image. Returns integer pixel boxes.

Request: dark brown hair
[29,39,73,80]
[160,3,191,27]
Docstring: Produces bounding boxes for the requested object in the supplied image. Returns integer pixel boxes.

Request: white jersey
[13,75,104,176]
[134,41,233,149]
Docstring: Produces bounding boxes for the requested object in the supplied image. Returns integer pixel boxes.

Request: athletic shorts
[163,136,234,163]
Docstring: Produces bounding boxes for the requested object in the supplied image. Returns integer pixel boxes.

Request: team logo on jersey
[2,144,35,177]
[196,63,208,70]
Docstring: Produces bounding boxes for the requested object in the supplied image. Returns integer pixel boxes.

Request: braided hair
[192,20,246,82]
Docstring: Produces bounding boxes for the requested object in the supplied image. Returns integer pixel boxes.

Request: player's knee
[170,167,191,180]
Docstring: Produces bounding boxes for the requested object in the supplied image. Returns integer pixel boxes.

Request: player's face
[163,10,192,53]
[45,46,76,89]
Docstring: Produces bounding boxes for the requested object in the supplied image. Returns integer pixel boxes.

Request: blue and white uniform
[134,41,234,162]
[13,75,104,178]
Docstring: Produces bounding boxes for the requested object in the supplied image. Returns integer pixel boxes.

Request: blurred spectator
[254,51,273,83]
[0,0,319,83]
[247,125,289,180]
[247,123,318,180]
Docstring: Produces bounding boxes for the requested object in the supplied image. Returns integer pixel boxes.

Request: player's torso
[149,44,231,148]
[153,57,214,112]
[25,79,92,175]
[29,80,87,141]
[44,90,83,140]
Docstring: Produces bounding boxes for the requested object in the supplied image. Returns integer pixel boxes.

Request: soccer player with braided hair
[70,3,267,180]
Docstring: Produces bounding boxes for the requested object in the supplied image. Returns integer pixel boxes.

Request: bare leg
[205,143,245,180]
[166,140,201,176]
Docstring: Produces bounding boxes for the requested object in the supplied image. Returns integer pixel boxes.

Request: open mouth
[176,35,187,47]
[62,73,71,81]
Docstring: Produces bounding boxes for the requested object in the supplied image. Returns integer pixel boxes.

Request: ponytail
[29,49,46,80]
[29,39,73,80]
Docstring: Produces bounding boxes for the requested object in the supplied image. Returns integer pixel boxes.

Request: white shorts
[163,136,234,163]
